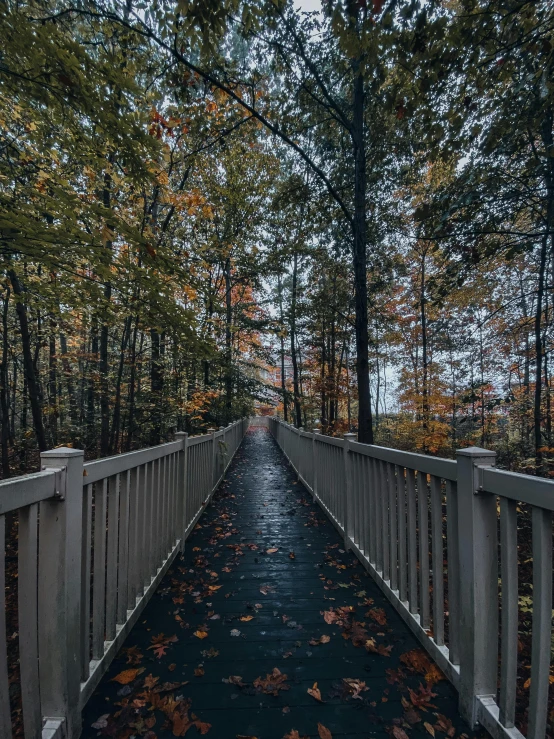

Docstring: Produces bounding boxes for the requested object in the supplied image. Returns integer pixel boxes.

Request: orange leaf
[307,682,323,702]
[318,723,332,739]
[111,667,144,684]
[194,630,209,639]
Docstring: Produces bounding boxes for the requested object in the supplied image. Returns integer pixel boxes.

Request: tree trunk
[0,289,11,477]
[224,257,233,423]
[351,65,373,443]
[277,274,288,422]
[8,270,47,451]
[150,328,164,444]
[290,251,302,427]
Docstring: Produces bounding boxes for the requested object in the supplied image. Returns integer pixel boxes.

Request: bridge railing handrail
[262,416,552,739]
[0,418,249,739]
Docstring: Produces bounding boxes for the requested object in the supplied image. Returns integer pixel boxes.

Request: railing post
[312,429,320,500]
[207,428,217,494]
[343,434,357,550]
[175,431,188,552]
[455,446,497,726]
[39,447,84,738]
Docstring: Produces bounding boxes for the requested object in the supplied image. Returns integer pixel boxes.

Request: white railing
[265,417,553,739]
[0,419,249,738]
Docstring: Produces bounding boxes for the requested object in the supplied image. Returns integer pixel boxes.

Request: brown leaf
[408,683,438,709]
[367,607,387,625]
[194,666,205,677]
[253,668,289,696]
[309,635,331,646]
[266,548,279,554]
[424,723,435,737]
[318,723,332,739]
[391,727,409,739]
[226,675,246,686]
[434,714,455,737]
[289,551,295,559]
[307,681,323,702]
[111,667,145,685]
[240,615,254,622]
[194,630,208,639]
[143,674,159,689]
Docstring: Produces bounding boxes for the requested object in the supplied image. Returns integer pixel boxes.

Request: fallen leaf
[289,552,295,559]
[309,635,331,646]
[408,683,438,709]
[318,724,332,739]
[307,681,323,702]
[91,714,109,729]
[391,728,409,739]
[266,548,279,554]
[194,630,209,639]
[230,629,241,637]
[143,674,159,688]
[367,607,387,625]
[111,667,145,685]
[253,668,289,695]
[226,675,246,686]
[240,615,254,622]
[168,663,176,672]
[424,723,435,737]
[195,666,205,677]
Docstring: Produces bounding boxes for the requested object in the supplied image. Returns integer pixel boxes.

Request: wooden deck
[81,427,477,739]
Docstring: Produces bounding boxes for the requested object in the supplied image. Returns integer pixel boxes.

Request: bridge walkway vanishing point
[80,427,477,739]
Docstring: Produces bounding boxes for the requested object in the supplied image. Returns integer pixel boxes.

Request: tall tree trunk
[150,328,164,444]
[59,332,78,430]
[109,315,132,453]
[87,318,99,449]
[351,65,373,443]
[8,270,47,451]
[99,172,113,457]
[48,322,58,447]
[290,251,302,427]
[277,274,288,422]
[0,289,11,477]
[224,257,233,423]
[535,108,554,469]
[420,251,429,449]
[126,315,140,451]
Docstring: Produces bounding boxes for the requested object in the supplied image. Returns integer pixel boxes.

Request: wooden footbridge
[0,418,552,739]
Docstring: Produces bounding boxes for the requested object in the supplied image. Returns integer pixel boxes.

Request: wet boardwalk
[82,428,476,739]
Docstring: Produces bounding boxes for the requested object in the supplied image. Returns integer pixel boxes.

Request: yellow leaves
[111,667,145,684]
[523,675,554,689]
[193,630,209,639]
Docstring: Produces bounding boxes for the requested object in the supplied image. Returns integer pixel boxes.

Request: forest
[1,0,553,477]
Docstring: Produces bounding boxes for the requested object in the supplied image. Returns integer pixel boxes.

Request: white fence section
[0,419,249,738]
[265,417,553,739]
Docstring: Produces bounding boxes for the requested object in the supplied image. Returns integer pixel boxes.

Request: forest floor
[81,427,480,739]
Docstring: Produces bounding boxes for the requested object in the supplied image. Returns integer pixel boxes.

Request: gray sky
[295,0,322,11]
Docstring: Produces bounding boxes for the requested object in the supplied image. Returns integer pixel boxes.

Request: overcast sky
[295,0,322,12]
